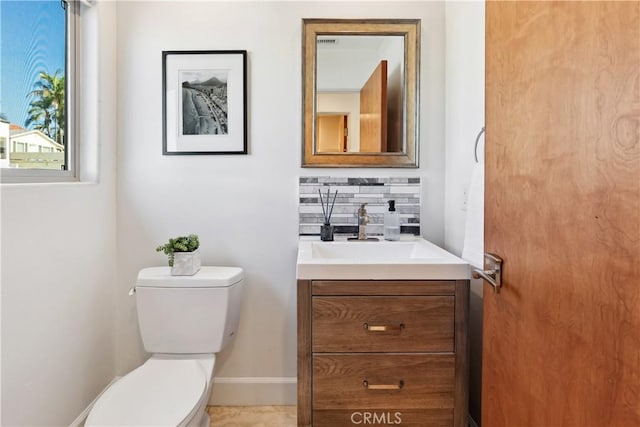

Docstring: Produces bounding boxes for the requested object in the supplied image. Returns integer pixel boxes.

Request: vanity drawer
[313,354,454,425]
[312,296,454,353]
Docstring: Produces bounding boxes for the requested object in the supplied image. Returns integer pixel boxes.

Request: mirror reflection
[302,19,420,168]
[316,35,404,154]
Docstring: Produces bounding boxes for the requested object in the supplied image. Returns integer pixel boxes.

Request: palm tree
[25,70,65,145]
[25,98,53,135]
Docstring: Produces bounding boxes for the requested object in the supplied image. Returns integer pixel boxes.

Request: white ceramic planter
[171,249,201,276]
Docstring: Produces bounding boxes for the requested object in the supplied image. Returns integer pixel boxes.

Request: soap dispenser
[384,200,400,241]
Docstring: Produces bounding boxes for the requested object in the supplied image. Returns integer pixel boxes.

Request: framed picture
[162,50,247,155]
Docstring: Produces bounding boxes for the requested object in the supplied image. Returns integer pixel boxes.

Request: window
[0,136,6,159]
[1,0,78,182]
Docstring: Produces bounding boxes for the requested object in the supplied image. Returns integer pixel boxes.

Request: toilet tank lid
[137,266,243,288]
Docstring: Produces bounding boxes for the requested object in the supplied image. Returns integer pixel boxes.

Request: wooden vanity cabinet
[297,280,469,427]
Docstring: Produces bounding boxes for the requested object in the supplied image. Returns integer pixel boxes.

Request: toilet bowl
[86,355,215,426]
[86,266,243,427]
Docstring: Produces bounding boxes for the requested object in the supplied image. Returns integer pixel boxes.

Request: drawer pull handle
[363,323,404,332]
[363,380,404,390]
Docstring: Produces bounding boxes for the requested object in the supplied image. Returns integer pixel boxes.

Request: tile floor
[207,406,296,426]
[207,406,473,427]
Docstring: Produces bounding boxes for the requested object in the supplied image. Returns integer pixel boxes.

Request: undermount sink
[297,237,470,280]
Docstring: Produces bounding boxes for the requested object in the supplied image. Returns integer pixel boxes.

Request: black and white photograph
[181,70,228,135]
[163,50,247,155]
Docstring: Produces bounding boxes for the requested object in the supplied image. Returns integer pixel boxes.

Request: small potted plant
[156,234,201,276]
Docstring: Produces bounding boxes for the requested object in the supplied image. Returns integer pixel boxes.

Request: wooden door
[484,2,639,426]
[360,60,388,152]
[316,114,347,152]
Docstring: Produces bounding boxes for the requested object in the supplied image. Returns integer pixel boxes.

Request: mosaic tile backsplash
[299,177,421,237]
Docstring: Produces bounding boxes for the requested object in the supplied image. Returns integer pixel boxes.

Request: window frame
[1,0,79,183]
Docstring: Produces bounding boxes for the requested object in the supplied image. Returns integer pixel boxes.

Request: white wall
[444,1,485,257]
[444,2,485,424]
[0,2,118,425]
[115,1,445,404]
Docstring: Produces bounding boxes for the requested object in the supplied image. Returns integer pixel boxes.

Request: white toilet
[86,266,244,427]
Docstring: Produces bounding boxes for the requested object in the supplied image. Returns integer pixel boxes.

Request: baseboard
[69,377,121,427]
[468,414,480,427]
[209,377,297,406]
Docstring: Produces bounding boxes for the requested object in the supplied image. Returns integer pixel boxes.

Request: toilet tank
[135,266,244,354]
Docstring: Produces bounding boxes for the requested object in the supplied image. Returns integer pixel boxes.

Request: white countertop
[296,236,470,280]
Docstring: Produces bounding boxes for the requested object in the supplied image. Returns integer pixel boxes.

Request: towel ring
[474,126,485,163]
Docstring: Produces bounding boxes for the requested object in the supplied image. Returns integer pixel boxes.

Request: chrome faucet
[357,203,370,240]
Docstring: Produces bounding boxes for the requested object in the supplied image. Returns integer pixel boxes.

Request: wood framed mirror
[302,19,420,168]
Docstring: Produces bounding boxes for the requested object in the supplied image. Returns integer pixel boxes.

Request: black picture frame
[162,50,247,155]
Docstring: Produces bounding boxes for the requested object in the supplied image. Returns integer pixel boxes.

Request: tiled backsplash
[299,177,421,236]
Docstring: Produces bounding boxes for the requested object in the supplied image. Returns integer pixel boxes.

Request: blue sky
[1,0,65,127]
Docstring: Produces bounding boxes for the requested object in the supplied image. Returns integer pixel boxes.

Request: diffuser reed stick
[327,190,338,223]
[318,189,327,223]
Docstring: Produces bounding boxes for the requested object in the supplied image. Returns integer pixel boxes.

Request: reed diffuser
[319,188,338,241]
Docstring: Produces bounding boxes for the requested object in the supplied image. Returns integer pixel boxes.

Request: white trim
[468,414,480,427]
[214,377,297,385]
[69,377,120,427]
[209,377,297,406]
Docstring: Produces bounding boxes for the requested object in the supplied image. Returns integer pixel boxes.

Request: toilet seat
[86,358,207,426]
